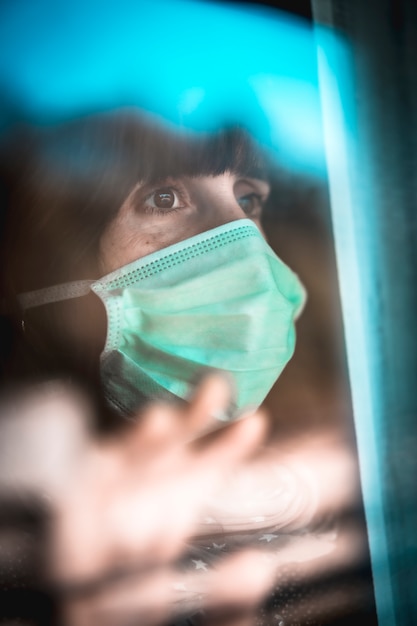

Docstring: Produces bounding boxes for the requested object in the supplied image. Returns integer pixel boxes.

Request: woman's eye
[146,187,183,211]
[237,193,263,216]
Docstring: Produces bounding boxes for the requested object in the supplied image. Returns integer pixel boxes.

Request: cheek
[98,200,210,274]
[98,214,182,275]
[99,223,148,274]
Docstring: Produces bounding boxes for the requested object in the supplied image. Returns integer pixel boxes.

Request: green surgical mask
[19,219,306,418]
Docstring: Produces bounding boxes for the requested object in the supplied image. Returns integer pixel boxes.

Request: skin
[99,173,270,273]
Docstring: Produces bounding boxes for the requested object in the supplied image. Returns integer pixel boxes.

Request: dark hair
[0,111,270,403]
[0,111,269,292]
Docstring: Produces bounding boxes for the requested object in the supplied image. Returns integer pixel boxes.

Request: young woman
[1,112,304,421]
[0,112,326,626]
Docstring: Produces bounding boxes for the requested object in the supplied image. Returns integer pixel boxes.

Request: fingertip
[190,371,236,404]
[190,407,269,466]
[185,371,237,432]
[126,402,181,454]
[228,408,269,452]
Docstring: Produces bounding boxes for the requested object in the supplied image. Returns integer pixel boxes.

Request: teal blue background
[0,0,325,177]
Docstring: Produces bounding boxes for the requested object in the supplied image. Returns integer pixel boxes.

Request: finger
[190,408,269,468]
[123,402,182,459]
[184,373,236,435]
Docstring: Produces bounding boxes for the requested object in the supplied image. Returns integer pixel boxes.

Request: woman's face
[99,172,270,274]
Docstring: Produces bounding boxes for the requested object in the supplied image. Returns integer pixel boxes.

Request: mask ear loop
[18,280,94,310]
